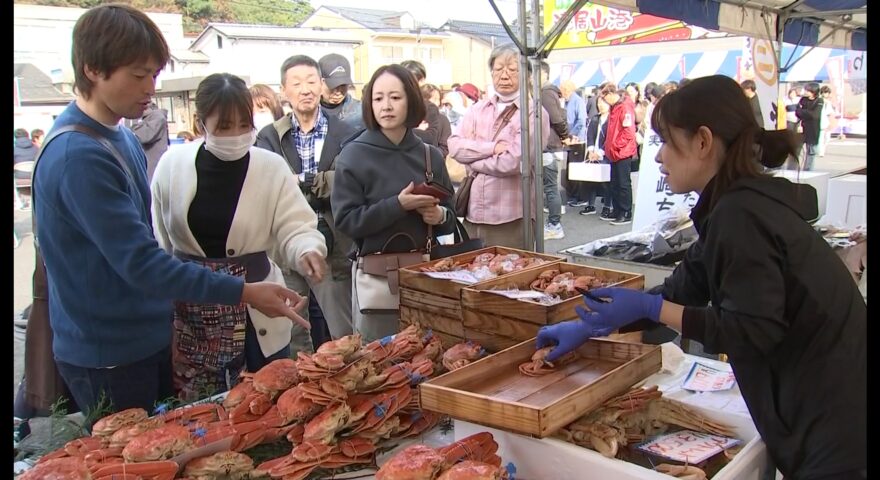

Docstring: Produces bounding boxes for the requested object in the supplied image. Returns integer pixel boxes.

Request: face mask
[253,112,275,130]
[204,128,256,161]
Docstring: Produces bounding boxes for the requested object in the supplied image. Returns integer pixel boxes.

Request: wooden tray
[398,246,564,300]
[419,338,661,438]
[461,262,645,326]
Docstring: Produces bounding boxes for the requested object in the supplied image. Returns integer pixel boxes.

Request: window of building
[380,46,403,62]
[217,35,223,49]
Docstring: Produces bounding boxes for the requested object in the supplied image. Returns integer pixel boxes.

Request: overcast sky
[309,0,523,27]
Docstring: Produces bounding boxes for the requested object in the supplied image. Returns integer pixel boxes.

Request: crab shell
[276,385,322,425]
[442,342,484,371]
[183,450,254,479]
[315,333,363,359]
[376,444,446,480]
[252,358,299,395]
[436,460,510,480]
[222,379,255,409]
[18,457,92,480]
[303,402,352,444]
[108,417,166,449]
[122,423,194,462]
[92,407,149,438]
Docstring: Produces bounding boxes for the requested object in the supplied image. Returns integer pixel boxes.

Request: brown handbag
[452,103,519,218]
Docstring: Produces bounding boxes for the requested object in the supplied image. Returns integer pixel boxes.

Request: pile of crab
[24,326,489,480]
[527,269,611,301]
[420,252,547,281]
[554,385,740,480]
[376,431,509,480]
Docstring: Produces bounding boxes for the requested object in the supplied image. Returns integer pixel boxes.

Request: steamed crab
[254,436,376,480]
[122,423,194,462]
[442,341,485,371]
[91,407,149,438]
[421,257,464,272]
[302,401,352,444]
[181,451,256,480]
[518,346,579,376]
[655,464,709,480]
[436,460,510,480]
[376,432,501,480]
[530,270,610,299]
[275,385,323,425]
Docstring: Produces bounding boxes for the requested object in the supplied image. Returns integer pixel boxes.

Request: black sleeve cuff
[681,306,708,344]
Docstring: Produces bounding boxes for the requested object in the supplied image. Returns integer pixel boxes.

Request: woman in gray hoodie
[332,64,456,341]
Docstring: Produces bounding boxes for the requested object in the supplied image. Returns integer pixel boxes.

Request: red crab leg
[92,460,179,480]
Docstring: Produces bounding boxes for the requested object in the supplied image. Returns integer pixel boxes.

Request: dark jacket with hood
[541,83,569,152]
[661,175,865,479]
[332,129,456,257]
[796,96,824,146]
[14,137,37,166]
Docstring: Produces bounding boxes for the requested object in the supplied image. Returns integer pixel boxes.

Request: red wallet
[412,182,453,201]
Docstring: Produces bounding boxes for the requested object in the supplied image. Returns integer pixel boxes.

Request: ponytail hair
[651,75,799,209]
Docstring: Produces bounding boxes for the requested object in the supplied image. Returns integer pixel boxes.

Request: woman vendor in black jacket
[537,75,865,480]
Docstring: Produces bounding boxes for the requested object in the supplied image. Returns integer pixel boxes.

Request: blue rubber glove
[580,287,664,327]
[536,319,616,363]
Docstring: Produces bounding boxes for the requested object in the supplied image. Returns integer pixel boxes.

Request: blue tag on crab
[422,329,434,342]
[194,427,208,444]
[505,462,517,479]
[478,348,487,357]
[372,401,387,418]
[411,411,423,422]
[408,372,426,386]
[380,335,394,347]
[153,403,168,416]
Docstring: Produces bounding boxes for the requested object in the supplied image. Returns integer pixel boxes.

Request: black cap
[319,54,354,90]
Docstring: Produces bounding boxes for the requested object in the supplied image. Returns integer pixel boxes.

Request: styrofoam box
[825,174,867,228]
[455,408,769,480]
[773,170,830,218]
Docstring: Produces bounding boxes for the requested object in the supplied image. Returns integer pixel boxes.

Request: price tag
[637,430,741,464]
[421,270,480,284]
[681,362,737,392]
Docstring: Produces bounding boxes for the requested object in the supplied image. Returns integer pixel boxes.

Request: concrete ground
[12,138,866,400]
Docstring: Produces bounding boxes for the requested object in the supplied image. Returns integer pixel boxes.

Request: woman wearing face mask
[249,83,284,131]
[151,73,328,400]
[332,64,456,341]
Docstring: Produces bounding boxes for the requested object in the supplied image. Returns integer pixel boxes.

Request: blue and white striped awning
[551,43,857,87]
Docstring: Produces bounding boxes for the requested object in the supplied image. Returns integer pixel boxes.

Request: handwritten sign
[632,134,699,231]
[421,270,480,285]
[682,362,736,392]
[637,430,740,464]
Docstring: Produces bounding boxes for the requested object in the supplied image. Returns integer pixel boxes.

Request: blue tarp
[633,0,866,51]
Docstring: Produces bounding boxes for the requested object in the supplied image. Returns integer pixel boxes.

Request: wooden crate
[398,246,565,301]
[461,262,645,327]
[419,338,661,438]
[398,246,564,351]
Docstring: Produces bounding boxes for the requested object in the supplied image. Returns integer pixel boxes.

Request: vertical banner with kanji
[743,38,781,129]
[632,132,699,231]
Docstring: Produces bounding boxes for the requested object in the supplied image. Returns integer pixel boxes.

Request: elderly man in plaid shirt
[256,55,360,352]
[449,44,551,249]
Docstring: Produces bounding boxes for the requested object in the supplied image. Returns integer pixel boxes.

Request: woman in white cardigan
[151,73,327,401]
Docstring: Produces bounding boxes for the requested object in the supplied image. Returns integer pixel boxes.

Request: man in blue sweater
[32,4,309,418]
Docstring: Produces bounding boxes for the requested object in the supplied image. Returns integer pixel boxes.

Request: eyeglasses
[492,66,519,76]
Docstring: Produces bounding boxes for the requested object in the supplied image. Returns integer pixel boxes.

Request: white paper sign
[421,270,480,284]
[632,134,699,231]
[485,289,549,300]
[637,430,741,464]
[679,392,752,418]
[681,362,737,392]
